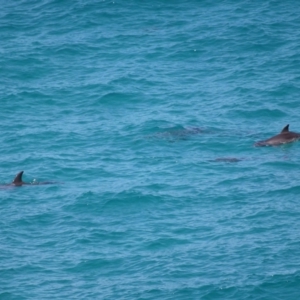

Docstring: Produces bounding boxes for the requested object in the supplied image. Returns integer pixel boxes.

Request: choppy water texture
[1,0,300,299]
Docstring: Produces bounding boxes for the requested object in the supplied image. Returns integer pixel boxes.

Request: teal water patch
[1,0,300,299]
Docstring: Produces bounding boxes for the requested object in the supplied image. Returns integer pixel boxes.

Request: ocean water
[1,0,300,299]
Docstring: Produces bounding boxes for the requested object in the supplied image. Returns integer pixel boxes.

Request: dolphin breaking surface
[0,171,60,188]
[12,171,25,186]
[254,124,300,147]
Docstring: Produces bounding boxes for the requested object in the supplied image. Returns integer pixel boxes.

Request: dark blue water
[1,1,300,299]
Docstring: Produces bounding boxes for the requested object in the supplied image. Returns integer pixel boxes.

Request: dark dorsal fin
[13,171,24,184]
[281,124,289,133]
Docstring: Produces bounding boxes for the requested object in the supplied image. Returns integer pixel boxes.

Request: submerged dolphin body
[255,124,300,147]
[149,127,206,142]
[211,157,242,163]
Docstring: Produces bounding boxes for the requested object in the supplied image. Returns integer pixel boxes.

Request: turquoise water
[1,1,300,299]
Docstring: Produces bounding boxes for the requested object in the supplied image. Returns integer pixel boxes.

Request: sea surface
[1,0,300,299]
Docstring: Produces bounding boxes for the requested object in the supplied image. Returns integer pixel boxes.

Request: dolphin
[254,124,300,146]
[0,171,60,188]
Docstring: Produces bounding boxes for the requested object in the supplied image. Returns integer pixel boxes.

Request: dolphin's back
[255,124,300,146]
